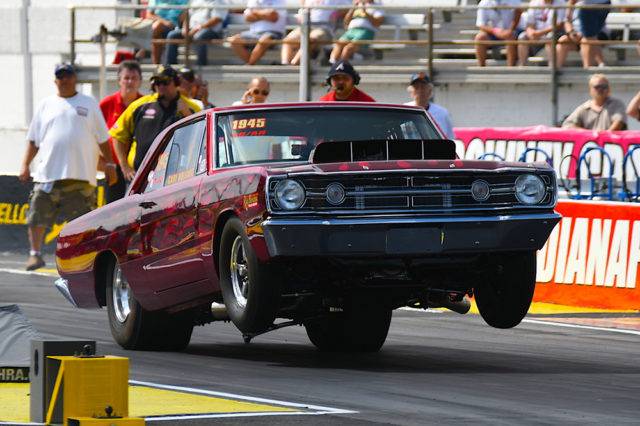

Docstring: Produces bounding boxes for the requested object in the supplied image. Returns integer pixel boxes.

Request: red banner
[534,199,640,310]
[453,126,640,182]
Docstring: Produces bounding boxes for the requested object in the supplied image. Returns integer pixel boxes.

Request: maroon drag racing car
[55,103,560,352]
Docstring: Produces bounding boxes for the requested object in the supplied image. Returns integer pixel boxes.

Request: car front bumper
[261,212,561,257]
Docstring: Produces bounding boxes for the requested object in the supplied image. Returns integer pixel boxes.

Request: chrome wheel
[112,263,131,323]
[230,235,249,308]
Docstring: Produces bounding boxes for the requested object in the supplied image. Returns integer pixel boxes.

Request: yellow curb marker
[0,383,295,424]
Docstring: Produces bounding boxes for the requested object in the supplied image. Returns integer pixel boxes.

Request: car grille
[267,171,556,214]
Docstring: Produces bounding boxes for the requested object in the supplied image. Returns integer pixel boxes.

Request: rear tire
[106,258,193,350]
[218,217,281,334]
[305,303,392,352]
[474,252,536,329]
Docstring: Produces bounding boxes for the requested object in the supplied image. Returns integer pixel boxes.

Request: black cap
[327,60,360,85]
[409,72,431,85]
[54,63,76,78]
[150,65,179,83]
[178,66,195,82]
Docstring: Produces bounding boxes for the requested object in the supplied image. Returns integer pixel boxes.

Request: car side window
[164,119,206,186]
[143,134,173,194]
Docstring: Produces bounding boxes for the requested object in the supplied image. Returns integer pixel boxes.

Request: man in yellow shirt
[110,65,201,181]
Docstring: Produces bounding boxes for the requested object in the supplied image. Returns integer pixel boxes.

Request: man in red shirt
[319,60,375,102]
[99,60,143,203]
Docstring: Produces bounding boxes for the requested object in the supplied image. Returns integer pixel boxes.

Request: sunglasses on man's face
[251,88,269,96]
[155,79,172,86]
[55,71,75,79]
[592,84,609,91]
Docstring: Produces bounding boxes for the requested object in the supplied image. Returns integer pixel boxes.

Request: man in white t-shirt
[228,0,287,65]
[281,0,351,65]
[517,0,565,66]
[475,0,523,66]
[330,0,384,63]
[19,63,116,271]
[404,72,455,140]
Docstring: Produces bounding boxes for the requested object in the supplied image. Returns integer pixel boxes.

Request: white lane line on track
[522,319,640,336]
[0,267,57,277]
[130,380,358,419]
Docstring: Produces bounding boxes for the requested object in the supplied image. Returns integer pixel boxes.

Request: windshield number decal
[233,118,266,130]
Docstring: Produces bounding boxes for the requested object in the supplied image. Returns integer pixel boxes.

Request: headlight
[274,179,305,210]
[326,183,346,205]
[515,174,545,205]
[471,180,490,202]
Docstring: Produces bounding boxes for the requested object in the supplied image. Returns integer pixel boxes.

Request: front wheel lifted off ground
[474,251,537,329]
[106,258,193,350]
[219,217,281,334]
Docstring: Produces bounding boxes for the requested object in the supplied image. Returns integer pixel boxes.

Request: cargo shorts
[26,179,96,228]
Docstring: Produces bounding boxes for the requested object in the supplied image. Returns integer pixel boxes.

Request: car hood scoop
[310,139,456,164]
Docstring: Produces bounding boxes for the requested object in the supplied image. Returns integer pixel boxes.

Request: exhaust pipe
[427,294,471,315]
[211,302,229,320]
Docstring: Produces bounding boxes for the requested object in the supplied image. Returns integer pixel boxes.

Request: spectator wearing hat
[110,65,202,181]
[177,67,205,109]
[474,0,523,66]
[19,64,117,271]
[165,0,228,66]
[319,60,375,102]
[562,73,626,131]
[146,0,189,64]
[229,0,288,65]
[329,0,384,63]
[233,77,271,105]
[404,72,454,140]
[99,60,143,203]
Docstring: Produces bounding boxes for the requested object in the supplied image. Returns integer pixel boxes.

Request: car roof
[209,102,425,114]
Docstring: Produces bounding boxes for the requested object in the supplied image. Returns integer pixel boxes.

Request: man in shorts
[229,0,287,65]
[281,0,350,65]
[517,0,565,66]
[474,0,523,66]
[329,0,384,63]
[19,64,117,270]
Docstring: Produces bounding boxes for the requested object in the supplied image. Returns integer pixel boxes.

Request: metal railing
[70,3,640,123]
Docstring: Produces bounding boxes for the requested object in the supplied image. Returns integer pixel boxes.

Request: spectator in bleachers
[177,67,205,108]
[556,0,608,67]
[281,0,350,65]
[474,0,523,66]
[329,0,384,63]
[233,77,271,105]
[19,64,117,271]
[626,89,640,122]
[110,66,201,180]
[562,73,626,130]
[517,0,566,66]
[99,60,143,203]
[147,0,189,64]
[404,72,454,140]
[319,60,375,101]
[165,0,228,66]
[229,0,287,65]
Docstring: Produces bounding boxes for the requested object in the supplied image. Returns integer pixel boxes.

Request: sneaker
[26,254,45,271]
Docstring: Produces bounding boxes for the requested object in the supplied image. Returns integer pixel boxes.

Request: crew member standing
[319,60,375,102]
[19,63,117,271]
[99,60,143,202]
[110,65,201,181]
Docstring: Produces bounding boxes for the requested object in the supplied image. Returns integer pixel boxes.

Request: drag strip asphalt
[1,261,639,425]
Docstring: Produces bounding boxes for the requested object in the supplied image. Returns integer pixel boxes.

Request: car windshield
[215,108,441,166]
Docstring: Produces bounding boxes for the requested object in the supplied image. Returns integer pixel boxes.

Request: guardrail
[70,3,640,122]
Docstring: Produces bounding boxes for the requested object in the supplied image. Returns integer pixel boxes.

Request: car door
[134,117,209,303]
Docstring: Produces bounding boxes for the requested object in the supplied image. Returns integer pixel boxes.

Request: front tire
[474,252,536,329]
[218,217,281,334]
[106,258,193,350]
[304,303,392,352]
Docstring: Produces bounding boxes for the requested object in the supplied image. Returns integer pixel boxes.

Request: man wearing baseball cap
[19,63,117,270]
[110,65,201,182]
[319,60,375,102]
[404,72,454,140]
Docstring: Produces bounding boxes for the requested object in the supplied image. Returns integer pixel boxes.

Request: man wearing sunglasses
[233,77,271,105]
[110,65,201,182]
[562,73,627,131]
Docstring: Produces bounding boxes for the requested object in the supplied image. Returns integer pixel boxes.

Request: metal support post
[299,7,311,102]
[99,25,107,100]
[427,9,434,82]
[550,12,559,126]
[184,9,191,67]
[69,7,76,65]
